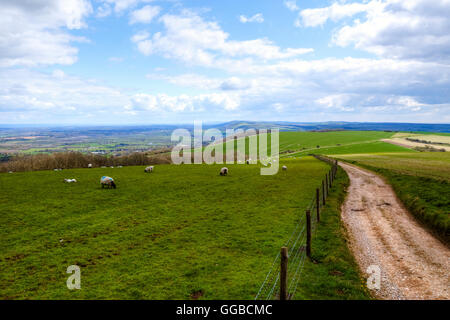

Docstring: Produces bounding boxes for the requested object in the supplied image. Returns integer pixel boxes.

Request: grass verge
[293,166,371,300]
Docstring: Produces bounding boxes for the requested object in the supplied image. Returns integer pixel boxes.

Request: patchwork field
[1,157,335,299]
[382,132,450,152]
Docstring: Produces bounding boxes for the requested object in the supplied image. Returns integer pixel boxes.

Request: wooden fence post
[306,210,311,258]
[316,188,320,222]
[334,160,338,178]
[280,247,288,300]
[322,180,326,205]
[325,174,329,196]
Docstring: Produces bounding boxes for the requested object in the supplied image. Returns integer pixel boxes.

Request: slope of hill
[1,157,338,299]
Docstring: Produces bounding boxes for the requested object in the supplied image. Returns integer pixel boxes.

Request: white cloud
[299,0,450,62]
[0,69,243,123]
[284,1,299,12]
[141,55,450,122]
[96,3,112,18]
[298,1,373,27]
[0,69,126,117]
[131,11,313,66]
[239,13,264,24]
[126,92,240,112]
[0,0,92,67]
[99,0,154,14]
[129,5,161,24]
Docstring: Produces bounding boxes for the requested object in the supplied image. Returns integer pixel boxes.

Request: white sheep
[220,167,228,176]
[88,163,92,168]
[144,166,154,173]
[282,166,287,171]
[64,178,77,183]
[100,176,116,189]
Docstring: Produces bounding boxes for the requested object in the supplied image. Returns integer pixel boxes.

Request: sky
[1,0,450,125]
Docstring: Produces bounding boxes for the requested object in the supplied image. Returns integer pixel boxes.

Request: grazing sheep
[8,171,13,174]
[88,163,92,168]
[220,167,228,176]
[282,166,287,171]
[144,166,154,173]
[100,176,116,189]
[64,178,77,183]
[118,165,123,168]
[101,166,106,168]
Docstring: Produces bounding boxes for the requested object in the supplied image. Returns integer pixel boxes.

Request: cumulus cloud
[126,92,240,113]
[0,69,243,123]
[131,11,313,66]
[129,5,161,24]
[142,55,450,122]
[239,13,264,23]
[2,0,450,123]
[299,0,450,62]
[0,0,92,67]
[298,1,373,27]
[0,69,126,122]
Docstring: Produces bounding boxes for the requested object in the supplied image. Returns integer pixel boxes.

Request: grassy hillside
[220,131,412,157]
[288,141,414,157]
[279,131,395,152]
[336,153,450,243]
[1,157,334,299]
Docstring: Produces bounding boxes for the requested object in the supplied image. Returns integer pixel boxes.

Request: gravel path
[339,162,449,300]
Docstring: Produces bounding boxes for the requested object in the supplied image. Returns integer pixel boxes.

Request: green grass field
[335,153,450,242]
[219,131,412,157]
[1,157,341,299]
[2,129,448,300]
[278,131,396,153]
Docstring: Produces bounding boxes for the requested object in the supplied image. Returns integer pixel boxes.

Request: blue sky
[1,0,450,124]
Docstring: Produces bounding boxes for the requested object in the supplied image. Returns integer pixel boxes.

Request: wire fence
[255,155,338,300]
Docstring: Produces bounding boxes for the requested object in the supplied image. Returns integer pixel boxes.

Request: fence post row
[280,247,288,300]
[276,155,338,300]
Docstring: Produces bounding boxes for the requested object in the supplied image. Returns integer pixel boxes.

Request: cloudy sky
[1,0,450,124]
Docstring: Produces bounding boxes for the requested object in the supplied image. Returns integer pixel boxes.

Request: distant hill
[2,121,449,133]
[208,121,450,133]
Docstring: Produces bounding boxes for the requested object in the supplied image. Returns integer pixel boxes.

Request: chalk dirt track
[339,162,449,300]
